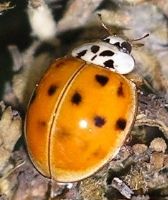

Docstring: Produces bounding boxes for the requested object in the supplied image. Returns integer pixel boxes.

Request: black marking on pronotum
[94,116,106,127]
[48,84,57,96]
[91,55,97,61]
[114,41,132,54]
[91,45,100,53]
[114,42,120,49]
[103,38,110,43]
[103,60,114,68]
[71,91,82,105]
[95,74,109,86]
[99,50,114,57]
[116,118,127,130]
[77,50,87,58]
[117,82,124,97]
[121,42,132,54]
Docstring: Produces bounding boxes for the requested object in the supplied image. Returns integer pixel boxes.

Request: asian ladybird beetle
[25,35,137,183]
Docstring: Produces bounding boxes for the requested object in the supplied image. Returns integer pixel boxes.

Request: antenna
[97,13,111,35]
[131,33,149,42]
[97,13,149,47]
[130,33,149,48]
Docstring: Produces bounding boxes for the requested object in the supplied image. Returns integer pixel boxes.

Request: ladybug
[25,34,138,183]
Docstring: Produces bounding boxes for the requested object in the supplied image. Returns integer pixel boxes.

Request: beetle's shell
[25,57,137,182]
[72,42,135,74]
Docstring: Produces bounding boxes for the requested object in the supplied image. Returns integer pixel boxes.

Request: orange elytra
[25,54,137,182]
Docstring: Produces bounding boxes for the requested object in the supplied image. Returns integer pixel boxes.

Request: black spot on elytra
[57,130,71,140]
[116,118,127,130]
[91,55,97,61]
[77,50,87,58]
[92,148,106,158]
[48,84,57,96]
[38,121,46,127]
[91,45,100,53]
[94,116,106,127]
[30,91,37,104]
[55,61,65,68]
[99,50,114,56]
[103,60,114,69]
[117,83,124,97]
[71,92,82,105]
[95,74,109,86]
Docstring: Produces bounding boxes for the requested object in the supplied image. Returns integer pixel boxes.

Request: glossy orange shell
[25,57,137,182]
